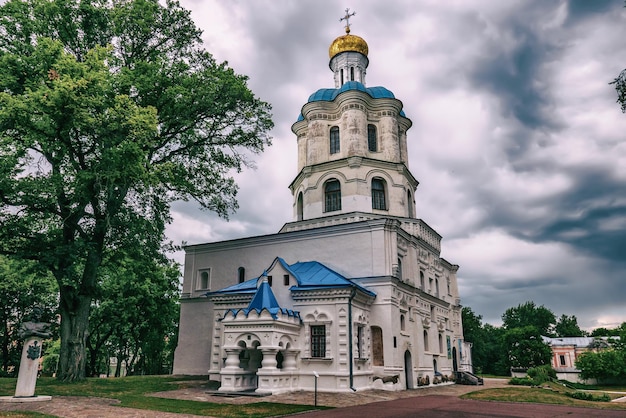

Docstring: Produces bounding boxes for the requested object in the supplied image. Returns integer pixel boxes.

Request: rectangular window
[311,325,326,358]
[267,275,272,286]
[559,355,566,366]
[357,325,364,358]
[283,274,290,286]
[330,126,340,154]
[367,124,377,152]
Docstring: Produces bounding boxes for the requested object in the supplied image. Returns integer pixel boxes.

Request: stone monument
[0,308,52,403]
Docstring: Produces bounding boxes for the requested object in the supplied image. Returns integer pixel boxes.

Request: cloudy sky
[169,0,626,330]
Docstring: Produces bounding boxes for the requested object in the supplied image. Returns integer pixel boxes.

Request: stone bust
[17,308,52,340]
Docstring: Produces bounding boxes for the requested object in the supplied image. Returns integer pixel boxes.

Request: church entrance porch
[219,340,262,392]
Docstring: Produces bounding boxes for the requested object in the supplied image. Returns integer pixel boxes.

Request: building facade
[173,19,471,394]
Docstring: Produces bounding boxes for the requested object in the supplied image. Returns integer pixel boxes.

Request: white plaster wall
[173,299,213,375]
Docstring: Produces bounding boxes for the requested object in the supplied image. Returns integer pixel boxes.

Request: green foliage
[41,339,61,376]
[527,365,557,384]
[461,307,508,375]
[0,255,58,375]
[508,377,535,386]
[87,246,180,377]
[502,301,556,336]
[555,314,586,337]
[576,348,626,382]
[0,0,272,381]
[503,325,552,369]
[566,391,611,402]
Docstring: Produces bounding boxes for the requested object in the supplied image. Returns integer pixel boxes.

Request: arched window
[372,178,386,210]
[324,179,342,212]
[407,190,414,218]
[238,267,245,284]
[439,334,444,353]
[330,126,340,154]
[400,314,405,331]
[367,124,377,152]
[297,192,303,221]
[423,330,429,352]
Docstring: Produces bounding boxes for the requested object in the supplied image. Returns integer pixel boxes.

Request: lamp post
[313,371,319,407]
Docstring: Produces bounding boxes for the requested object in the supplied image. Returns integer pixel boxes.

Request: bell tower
[289,11,418,222]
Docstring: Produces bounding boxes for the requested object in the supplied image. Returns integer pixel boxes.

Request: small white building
[173,19,472,394]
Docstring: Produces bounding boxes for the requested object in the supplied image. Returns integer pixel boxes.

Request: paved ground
[0,378,624,417]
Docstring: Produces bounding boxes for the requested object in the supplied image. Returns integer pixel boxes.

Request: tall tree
[554,314,586,337]
[502,301,556,336]
[0,0,272,381]
[503,325,552,369]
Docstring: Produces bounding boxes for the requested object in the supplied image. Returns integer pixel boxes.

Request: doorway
[404,350,414,389]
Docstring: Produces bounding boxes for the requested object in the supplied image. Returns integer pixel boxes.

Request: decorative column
[223,348,242,370]
[256,346,281,394]
[282,349,299,371]
[260,347,279,370]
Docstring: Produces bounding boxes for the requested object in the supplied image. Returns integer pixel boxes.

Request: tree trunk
[56,288,91,381]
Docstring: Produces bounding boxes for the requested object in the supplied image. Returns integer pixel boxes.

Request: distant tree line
[462,301,626,379]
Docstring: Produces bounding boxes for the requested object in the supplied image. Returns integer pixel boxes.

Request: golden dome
[329,28,369,60]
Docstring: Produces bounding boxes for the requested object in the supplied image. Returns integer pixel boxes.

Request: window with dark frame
[357,325,364,358]
[267,275,272,286]
[559,355,566,366]
[283,274,289,286]
[372,178,386,210]
[238,267,245,284]
[311,325,326,358]
[330,126,340,154]
[324,179,342,212]
[367,124,377,152]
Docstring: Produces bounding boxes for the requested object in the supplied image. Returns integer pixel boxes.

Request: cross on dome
[340,8,356,34]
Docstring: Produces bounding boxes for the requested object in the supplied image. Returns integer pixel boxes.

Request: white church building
[173,17,472,394]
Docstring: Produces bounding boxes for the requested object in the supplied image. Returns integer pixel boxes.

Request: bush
[509,377,534,386]
[566,391,610,402]
[527,365,556,384]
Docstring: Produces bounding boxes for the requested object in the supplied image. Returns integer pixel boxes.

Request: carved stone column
[259,347,279,370]
[223,348,242,370]
[282,349,299,371]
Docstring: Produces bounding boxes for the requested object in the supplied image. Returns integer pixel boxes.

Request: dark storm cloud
[468,20,558,132]
[565,0,619,26]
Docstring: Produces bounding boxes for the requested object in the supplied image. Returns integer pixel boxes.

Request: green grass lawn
[462,381,626,411]
[0,376,328,418]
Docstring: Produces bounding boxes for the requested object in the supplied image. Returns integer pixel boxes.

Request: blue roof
[209,258,376,298]
[307,81,396,102]
[223,280,300,320]
[297,81,406,121]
